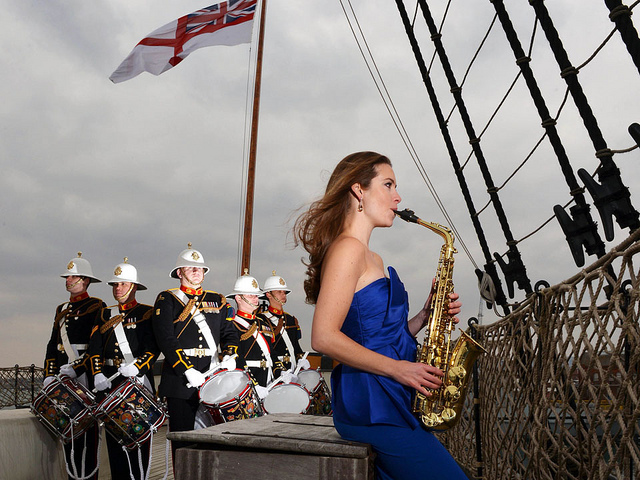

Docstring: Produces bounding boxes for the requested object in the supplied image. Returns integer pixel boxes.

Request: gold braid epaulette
[84,302,102,315]
[175,297,197,323]
[100,314,123,334]
[240,321,258,341]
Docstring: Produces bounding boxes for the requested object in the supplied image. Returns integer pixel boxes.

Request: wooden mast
[241,0,267,275]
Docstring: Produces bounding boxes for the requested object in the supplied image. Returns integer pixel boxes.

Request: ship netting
[440,228,640,480]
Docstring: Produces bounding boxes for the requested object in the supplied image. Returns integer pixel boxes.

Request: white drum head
[263,383,310,414]
[297,369,321,391]
[200,370,250,405]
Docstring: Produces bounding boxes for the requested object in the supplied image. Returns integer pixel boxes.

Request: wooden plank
[175,447,373,480]
[167,413,371,459]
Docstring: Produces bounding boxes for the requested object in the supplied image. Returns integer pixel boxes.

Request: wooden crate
[169,413,373,480]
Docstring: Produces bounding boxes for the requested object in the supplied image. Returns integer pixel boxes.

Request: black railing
[0,364,44,409]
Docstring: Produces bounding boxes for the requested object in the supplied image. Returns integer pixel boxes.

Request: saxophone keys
[422,412,440,428]
[441,407,456,422]
[444,385,460,402]
[448,366,466,383]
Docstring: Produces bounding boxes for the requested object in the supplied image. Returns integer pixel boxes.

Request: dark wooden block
[169,413,374,480]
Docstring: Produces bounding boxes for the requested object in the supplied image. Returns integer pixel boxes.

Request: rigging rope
[339,0,479,268]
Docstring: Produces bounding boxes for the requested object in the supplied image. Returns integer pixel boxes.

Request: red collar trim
[119,300,138,311]
[181,285,203,296]
[236,310,256,320]
[70,292,89,303]
[268,306,283,316]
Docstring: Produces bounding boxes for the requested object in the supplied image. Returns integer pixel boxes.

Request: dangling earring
[358,199,363,212]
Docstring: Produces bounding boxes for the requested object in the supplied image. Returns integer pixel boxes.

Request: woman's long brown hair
[293,151,392,304]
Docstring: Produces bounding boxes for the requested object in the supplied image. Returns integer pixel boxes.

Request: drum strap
[174,290,219,369]
[234,316,274,382]
[111,310,136,366]
[264,311,296,371]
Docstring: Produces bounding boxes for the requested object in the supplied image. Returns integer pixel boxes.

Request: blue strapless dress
[331,267,469,479]
[331,266,419,429]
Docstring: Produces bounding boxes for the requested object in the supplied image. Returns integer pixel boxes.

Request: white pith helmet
[226,269,263,298]
[170,243,210,278]
[108,257,147,290]
[262,270,291,294]
[60,252,101,283]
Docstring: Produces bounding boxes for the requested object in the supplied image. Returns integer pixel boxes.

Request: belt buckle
[260,359,267,369]
[114,358,122,367]
[195,348,206,358]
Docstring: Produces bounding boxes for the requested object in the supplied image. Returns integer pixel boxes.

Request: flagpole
[241,0,266,275]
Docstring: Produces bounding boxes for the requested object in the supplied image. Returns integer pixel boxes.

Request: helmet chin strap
[240,295,259,308]
[66,277,84,289]
[267,291,286,306]
[180,268,202,289]
[116,284,135,304]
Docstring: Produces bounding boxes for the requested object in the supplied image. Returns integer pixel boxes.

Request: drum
[262,382,311,414]
[31,375,95,443]
[199,369,264,424]
[94,378,167,450]
[297,369,333,416]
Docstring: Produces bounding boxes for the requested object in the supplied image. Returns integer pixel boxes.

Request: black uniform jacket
[44,293,106,388]
[87,301,159,394]
[257,306,304,370]
[232,311,284,387]
[152,286,241,400]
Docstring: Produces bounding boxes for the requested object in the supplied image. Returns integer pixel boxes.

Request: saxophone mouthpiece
[395,208,419,224]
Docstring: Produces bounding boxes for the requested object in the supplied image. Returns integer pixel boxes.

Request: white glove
[279,371,298,385]
[185,368,206,388]
[60,363,77,379]
[94,373,112,392]
[220,355,236,371]
[254,385,269,399]
[297,358,311,370]
[118,362,139,378]
[43,376,56,388]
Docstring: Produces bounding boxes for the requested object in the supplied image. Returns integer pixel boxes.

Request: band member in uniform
[227,271,285,398]
[152,243,241,461]
[43,252,105,480]
[87,258,159,480]
[257,271,309,372]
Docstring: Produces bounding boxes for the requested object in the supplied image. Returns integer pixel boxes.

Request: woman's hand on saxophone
[394,360,444,396]
[408,279,462,336]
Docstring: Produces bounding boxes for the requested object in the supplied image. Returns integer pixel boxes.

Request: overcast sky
[2,0,639,367]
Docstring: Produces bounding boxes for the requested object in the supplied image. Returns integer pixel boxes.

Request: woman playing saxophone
[294,151,469,479]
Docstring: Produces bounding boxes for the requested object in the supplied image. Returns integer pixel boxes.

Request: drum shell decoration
[297,369,333,416]
[94,378,167,450]
[199,369,264,424]
[31,375,96,443]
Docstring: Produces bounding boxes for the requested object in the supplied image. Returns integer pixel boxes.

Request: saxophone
[395,208,486,431]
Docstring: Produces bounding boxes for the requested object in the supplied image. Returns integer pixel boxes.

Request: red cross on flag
[110,0,257,84]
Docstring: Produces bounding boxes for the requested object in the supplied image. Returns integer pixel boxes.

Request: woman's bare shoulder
[326,235,368,259]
